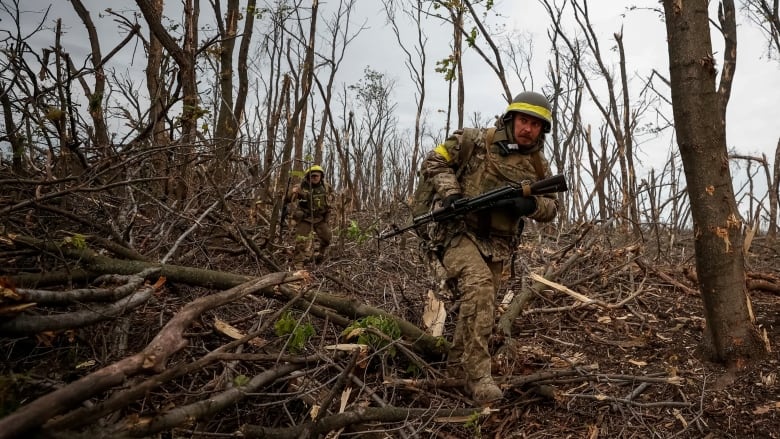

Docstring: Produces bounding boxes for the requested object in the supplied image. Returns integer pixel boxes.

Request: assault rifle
[378,174,568,240]
[279,175,293,237]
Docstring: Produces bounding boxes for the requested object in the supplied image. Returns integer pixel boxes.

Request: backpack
[409,127,491,219]
[409,126,547,236]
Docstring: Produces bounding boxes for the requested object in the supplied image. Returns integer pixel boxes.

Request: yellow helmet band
[505,102,552,123]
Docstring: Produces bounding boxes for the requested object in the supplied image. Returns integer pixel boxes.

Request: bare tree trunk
[292,0,319,165]
[662,0,766,364]
[454,6,464,128]
[270,75,293,244]
[541,0,642,235]
[0,84,24,174]
[769,139,780,241]
[615,30,640,237]
[383,0,427,196]
[261,5,287,180]
[312,0,364,170]
[142,0,170,198]
[233,0,255,131]
[51,19,82,178]
[136,0,200,200]
[213,0,240,176]
[70,0,111,154]
[461,0,512,101]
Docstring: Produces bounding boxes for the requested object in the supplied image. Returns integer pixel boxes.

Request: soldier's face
[512,113,544,146]
[310,172,323,183]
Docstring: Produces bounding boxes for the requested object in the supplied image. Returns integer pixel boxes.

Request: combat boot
[467,376,503,405]
[445,363,466,380]
[314,244,329,263]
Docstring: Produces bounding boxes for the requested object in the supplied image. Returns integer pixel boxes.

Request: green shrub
[274,311,315,353]
[342,315,401,357]
[346,220,372,244]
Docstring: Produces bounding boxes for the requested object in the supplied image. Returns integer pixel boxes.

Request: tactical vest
[297,181,331,220]
[460,129,548,235]
[412,126,548,238]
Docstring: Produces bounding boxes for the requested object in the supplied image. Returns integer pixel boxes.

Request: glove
[515,196,537,216]
[495,196,537,216]
[441,193,463,209]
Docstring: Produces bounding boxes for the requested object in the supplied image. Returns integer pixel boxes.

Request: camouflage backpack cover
[409,127,495,239]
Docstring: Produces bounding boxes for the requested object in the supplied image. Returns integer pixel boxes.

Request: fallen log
[240,406,493,439]
[0,272,299,439]
[8,234,448,355]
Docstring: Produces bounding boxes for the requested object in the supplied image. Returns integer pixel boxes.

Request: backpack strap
[485,127,496,151]
[530,150,546,180]
[455,127,495,178]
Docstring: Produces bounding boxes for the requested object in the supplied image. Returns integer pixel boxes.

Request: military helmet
[304,164,325,178]
[503,91,552,133]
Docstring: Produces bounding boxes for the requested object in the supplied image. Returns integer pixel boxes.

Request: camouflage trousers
[293,219,332,263]
[441,234,503,382]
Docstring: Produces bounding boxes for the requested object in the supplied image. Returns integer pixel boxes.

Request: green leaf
[233,374,250,387]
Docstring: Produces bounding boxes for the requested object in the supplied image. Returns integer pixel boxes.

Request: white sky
[10,0,780,186]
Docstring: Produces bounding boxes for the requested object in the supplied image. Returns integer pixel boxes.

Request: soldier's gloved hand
[496,196,536,216]
[441,193,463,209]
[513,196,537,216]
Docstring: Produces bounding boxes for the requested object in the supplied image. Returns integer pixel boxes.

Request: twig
[635,257,698,296]
[161,179,246,264]
[240,406,493,438]
[0,272,300,439]
[563,392,691,408]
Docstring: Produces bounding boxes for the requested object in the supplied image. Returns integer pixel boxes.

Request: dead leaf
[628,359,647,367]
[500,290,515,306]
[0,279,22,301]
[342,327,365,340]
[339,387,352,413]
[587,424,599,439]
[152,276,167,290]
[673,409,688,427]
[753,402,780,415]
[0,302,36,315]
[75,359,96,369]
[36,331,56,347]
[213,318,245,340]
[550,352,586,367]
[422,289,446,337]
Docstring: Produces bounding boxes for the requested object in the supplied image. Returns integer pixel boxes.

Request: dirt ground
[352,224,780,438]
[1,219,779,438]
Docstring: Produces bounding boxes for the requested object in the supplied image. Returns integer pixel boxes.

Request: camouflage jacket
[420,123,559,259]
[290,180,333,223]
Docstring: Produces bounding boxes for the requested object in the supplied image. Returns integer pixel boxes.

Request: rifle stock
[379,174,568,240]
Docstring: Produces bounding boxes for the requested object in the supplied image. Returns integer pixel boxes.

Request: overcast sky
[11,0,780,185]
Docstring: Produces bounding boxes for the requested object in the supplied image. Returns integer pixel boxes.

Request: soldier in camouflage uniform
[420,91,559,404]
[289,165,334,268]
